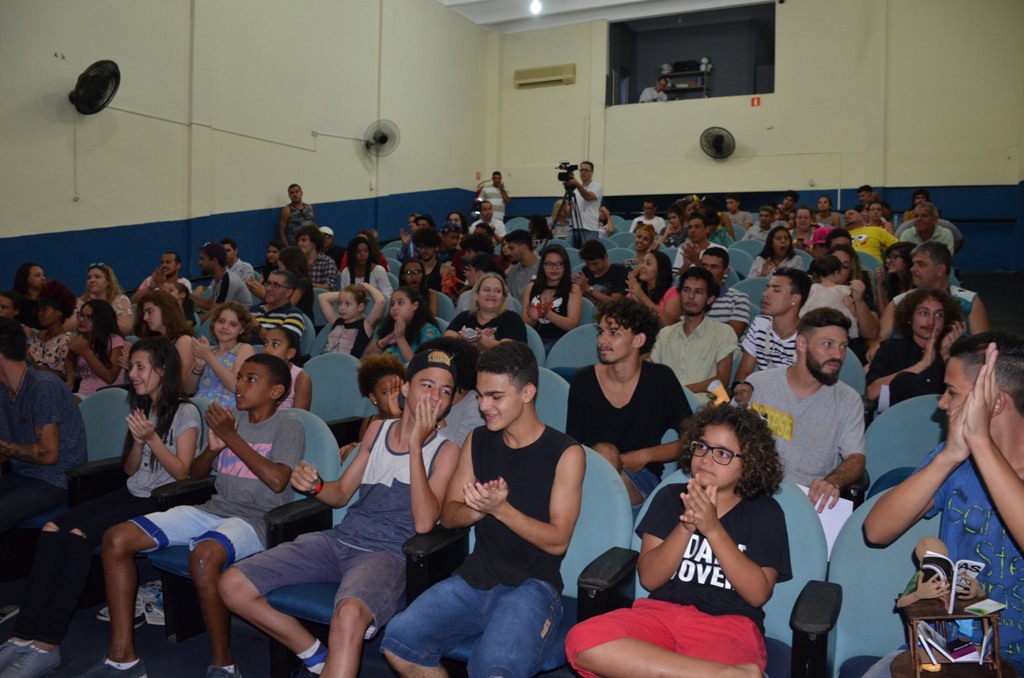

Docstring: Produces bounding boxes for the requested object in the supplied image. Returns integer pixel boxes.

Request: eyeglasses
[77,311,94,320]
[689,440,743,466]
[89,262,107,269]
[543,261,565,269]
[402,270,424,277]
[265,281,294,290]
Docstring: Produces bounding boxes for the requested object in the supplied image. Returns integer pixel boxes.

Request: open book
[917,621,995,665]
[920,550,984,614]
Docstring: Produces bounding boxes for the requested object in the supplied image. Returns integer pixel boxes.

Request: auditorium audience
[318,283,387,359]
[445,272,527,347]
[134,290,196,385]
[363,287,441,364]
[625,250,680,328]
[184,302,256,407]
[27,282,78,389]
[260,326,312,410]
[72,263,135,336]
[13,262,47,329]
[750,226,804,278]
[522,245,583,353]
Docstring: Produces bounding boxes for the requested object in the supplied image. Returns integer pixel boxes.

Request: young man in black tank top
[382,341,585,678]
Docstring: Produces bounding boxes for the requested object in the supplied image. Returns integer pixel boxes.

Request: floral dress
[195,344,241,407]
[28,332,73,377]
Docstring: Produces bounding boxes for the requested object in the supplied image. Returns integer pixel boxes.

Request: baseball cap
[406,349,458,386]
[319,226,334,237]
[440,221,462,234]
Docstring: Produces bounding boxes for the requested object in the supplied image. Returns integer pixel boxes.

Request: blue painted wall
[2,183,1020,294]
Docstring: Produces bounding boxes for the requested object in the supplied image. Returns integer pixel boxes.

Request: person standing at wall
[278,184,315,247]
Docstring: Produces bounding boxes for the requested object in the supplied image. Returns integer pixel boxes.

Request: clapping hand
[126,408,156,444]
[680,479,722,536]
[463,477,508,515]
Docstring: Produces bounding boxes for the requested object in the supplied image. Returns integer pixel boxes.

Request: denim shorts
[234,531,406,638]
[381,575,562,678]
[622,466,660,502]
[131,504,264,566]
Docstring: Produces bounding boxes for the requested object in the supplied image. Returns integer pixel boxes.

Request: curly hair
[377,287,438,346]
[893,289,963,338]
[38,280,78,320]
[209,302,257,342]
[678,405,784,500]
[356,354,406,398]
[597,297,662,355]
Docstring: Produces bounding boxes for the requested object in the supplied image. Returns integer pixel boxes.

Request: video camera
[556,162,578,183]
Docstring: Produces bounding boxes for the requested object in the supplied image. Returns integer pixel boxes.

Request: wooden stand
[893,598,1010,677]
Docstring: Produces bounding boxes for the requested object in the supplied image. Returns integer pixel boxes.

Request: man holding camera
[563,161,604,248]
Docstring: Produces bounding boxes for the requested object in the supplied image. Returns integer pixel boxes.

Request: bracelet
[311,475,324,496]
[191,367,204,375]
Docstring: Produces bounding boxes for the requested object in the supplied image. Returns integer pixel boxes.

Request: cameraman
[564,161,604,248]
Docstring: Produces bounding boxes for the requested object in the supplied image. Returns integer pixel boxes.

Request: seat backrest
[580,297,596,325]
[537,367,569,432]
[304,352,374,422]
[546,323,598,371]
[606,248,634,265]
[311,323,332,357]
[80,388,130,462]
[505,216,528,232]
[828,491,940,673]
[298,313,316,357]
[291,409,342,481]
[857,251,882,275]
[561,446,635,596]
[436,292,456,322]
[730,277,769,323]
[681,386,706,415]
[838,351,866,395]
[726,248,754,281]
[730,239,765,257]
[523,324,547,367]
[795,249,813,269]
[632,473,828,649]
[864,394,944,487]
[609,231,636,248]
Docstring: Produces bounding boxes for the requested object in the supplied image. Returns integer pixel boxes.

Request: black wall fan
[69,60,120,115]
[699,126,736,159]
[363,120,401,157]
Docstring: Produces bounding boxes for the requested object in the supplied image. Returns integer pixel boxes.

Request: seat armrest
[790,580,842,635]
[576,547,639,621]
[841,471,869,508]
[152,477,216,511]
[265,498,334,548]
[67,458,126,506]
[789,580,842,678]
[403,526,470,605]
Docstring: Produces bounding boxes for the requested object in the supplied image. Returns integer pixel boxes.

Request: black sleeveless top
[455,425,578,592]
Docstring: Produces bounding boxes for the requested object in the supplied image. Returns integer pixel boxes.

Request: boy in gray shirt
[83,354,304,678]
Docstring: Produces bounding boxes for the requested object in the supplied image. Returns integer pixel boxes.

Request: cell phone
[463,328,479,341]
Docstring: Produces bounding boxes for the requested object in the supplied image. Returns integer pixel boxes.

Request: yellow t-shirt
[849,226,899,263]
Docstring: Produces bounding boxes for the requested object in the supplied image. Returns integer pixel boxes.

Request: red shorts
[565,598,768,676]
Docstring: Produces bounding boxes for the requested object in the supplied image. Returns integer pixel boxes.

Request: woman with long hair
[69,299,127,398]
[445,272,527,348]
[828,243,880,360]
[134,290,196,385]
[13,262,47,329]
[398,259,439,318]
[362,286,441,364]
[276,246,315,319]
[625,223,658,271]
[529,214,552,251]
[27,281,78,389]
[339,234,392,298]
[522,245,583,353]
[251,240,284,290]
[550,199,572,240]
[626,250,681,327]
[71,263,134,336]
[0,338,198,676]
[875,241,914,310]
[184,301,256,407]
[750,226,804,277]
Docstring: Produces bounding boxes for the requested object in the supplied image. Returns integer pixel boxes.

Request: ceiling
[435,0,771,34]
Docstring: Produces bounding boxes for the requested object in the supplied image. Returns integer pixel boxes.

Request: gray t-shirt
[211,270,253,307]
[127,401,201,498]
[202,408,304,545]
[506,257,540,301]
[745,366,865,487]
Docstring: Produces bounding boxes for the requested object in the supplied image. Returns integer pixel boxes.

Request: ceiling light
[530,0,542,15]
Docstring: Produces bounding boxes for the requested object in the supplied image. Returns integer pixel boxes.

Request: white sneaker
[95,598,146,628]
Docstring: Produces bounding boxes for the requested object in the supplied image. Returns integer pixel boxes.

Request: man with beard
[192,241,252,321]
[567,298,691,506]
[651,267,735,392]
[745,308,866,512]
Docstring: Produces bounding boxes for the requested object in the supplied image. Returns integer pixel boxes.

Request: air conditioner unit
[513,63,576,89]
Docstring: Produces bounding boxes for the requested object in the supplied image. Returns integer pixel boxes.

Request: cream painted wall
[0,0,193,235]
[0,0,489,239]
[493,0,1024,198]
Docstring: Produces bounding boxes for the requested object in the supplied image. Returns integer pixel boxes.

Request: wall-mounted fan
[699,126,735,159]
[69,60,120,115]
[363,120,400,157]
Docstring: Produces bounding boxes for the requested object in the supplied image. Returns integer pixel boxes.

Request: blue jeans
[381,575,563,678]
[0,473,67,535]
